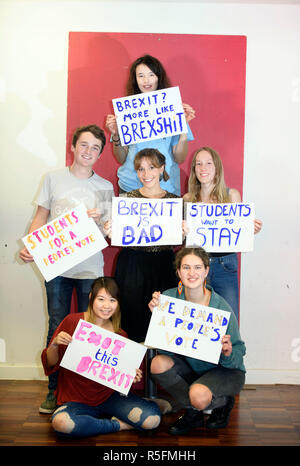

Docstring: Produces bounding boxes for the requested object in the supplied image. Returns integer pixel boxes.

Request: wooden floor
[0,380,299,450]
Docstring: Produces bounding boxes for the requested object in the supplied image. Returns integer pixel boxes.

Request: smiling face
[91,288,119,323]
[177,254,209,291]
[71,131,102,169]
[194,150,216,186]
[136,157,164,188]
[136,63,159,93]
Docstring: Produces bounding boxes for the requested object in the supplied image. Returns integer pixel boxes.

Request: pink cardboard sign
[60,319,147,395]
[22,204,108,281]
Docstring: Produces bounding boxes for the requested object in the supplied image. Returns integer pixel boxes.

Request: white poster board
[112,86,188,146]
[185,202,255,252]
[60,319,147,395]
[22,204,108,282]
[145,295,230,364]
[111,196,183,247]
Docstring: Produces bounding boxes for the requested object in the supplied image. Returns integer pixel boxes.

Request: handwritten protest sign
[111,196,183,247]
[145,295,230,364]
[112,86,188,146]
[60,319,147,395]
[22,204,108,282]
[185,202,255,252]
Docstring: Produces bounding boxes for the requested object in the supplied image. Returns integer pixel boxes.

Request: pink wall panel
[66,32,246,276]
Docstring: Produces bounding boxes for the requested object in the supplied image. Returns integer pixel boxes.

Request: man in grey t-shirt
[20,124,114,413]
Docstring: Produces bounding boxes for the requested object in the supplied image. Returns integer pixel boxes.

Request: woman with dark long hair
[106,54,195,196]
[41,277,161,438]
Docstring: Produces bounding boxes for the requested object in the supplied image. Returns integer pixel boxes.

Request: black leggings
[151,354,245,410]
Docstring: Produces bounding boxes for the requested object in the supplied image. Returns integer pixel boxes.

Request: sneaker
[168,409,205,435]
[206,396,235,429]
[39,390,57,414]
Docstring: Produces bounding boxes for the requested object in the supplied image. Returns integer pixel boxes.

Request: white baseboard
[0,365,299,385]
[245,369,300,385]
[0,364,47,380]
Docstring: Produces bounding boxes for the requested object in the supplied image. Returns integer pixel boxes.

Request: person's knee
[127,406,161,430]
[52,410,75,434]
[189,383,212,410]
[150,355,174,374]
[141,414,161,430]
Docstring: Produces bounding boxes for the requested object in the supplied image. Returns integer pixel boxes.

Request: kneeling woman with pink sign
[41,277,161,438]
[149,247,246,436]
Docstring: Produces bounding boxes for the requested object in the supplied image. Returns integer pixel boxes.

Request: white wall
[0,0,299,384]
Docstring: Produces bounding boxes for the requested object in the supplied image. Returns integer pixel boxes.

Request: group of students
[19,54,262,438]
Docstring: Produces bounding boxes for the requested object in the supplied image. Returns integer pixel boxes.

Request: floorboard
[0,380,299,453]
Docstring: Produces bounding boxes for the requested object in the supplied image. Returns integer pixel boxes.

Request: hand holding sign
[148,291,161,313]
[87,208,101,224]
[221,335,232,357]
[182,103,196,123]
[105,114,119,137]
[53,331,73,346]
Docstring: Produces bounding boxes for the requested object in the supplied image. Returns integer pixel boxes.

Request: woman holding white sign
[41,277,161,438]
[105,54,195,196]
[112,148,180,345]
[149,247,246,435]
[183,147,262,319]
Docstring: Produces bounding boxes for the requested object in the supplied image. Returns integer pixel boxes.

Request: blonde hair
[85,277,121,332]
[187,147,230,203]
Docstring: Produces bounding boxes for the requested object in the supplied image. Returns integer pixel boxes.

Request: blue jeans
[207,253,239,320]
[45,276,95,391]
[51,392,161,438]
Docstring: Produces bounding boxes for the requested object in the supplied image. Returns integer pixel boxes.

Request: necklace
[139,187,166,198]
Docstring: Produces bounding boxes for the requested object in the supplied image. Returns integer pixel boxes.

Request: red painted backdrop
[66,32,246,278]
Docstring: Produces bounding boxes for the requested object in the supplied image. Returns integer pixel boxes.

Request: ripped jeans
[51,392,161,438]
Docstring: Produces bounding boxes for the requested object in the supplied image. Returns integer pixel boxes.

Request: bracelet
[112,136,120,143]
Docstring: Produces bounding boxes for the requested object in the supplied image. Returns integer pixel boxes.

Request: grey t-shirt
[35,167,114,279]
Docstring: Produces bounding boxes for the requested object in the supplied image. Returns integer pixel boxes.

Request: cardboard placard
[145,294,230,364]
[111,196,183,247]
[112,87,188,146]
[22,204,108,281]
[60,319,147,395]
[185,202,255,252]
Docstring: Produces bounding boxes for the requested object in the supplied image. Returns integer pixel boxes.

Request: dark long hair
[85,277,121,331]
[126,55,171,95]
